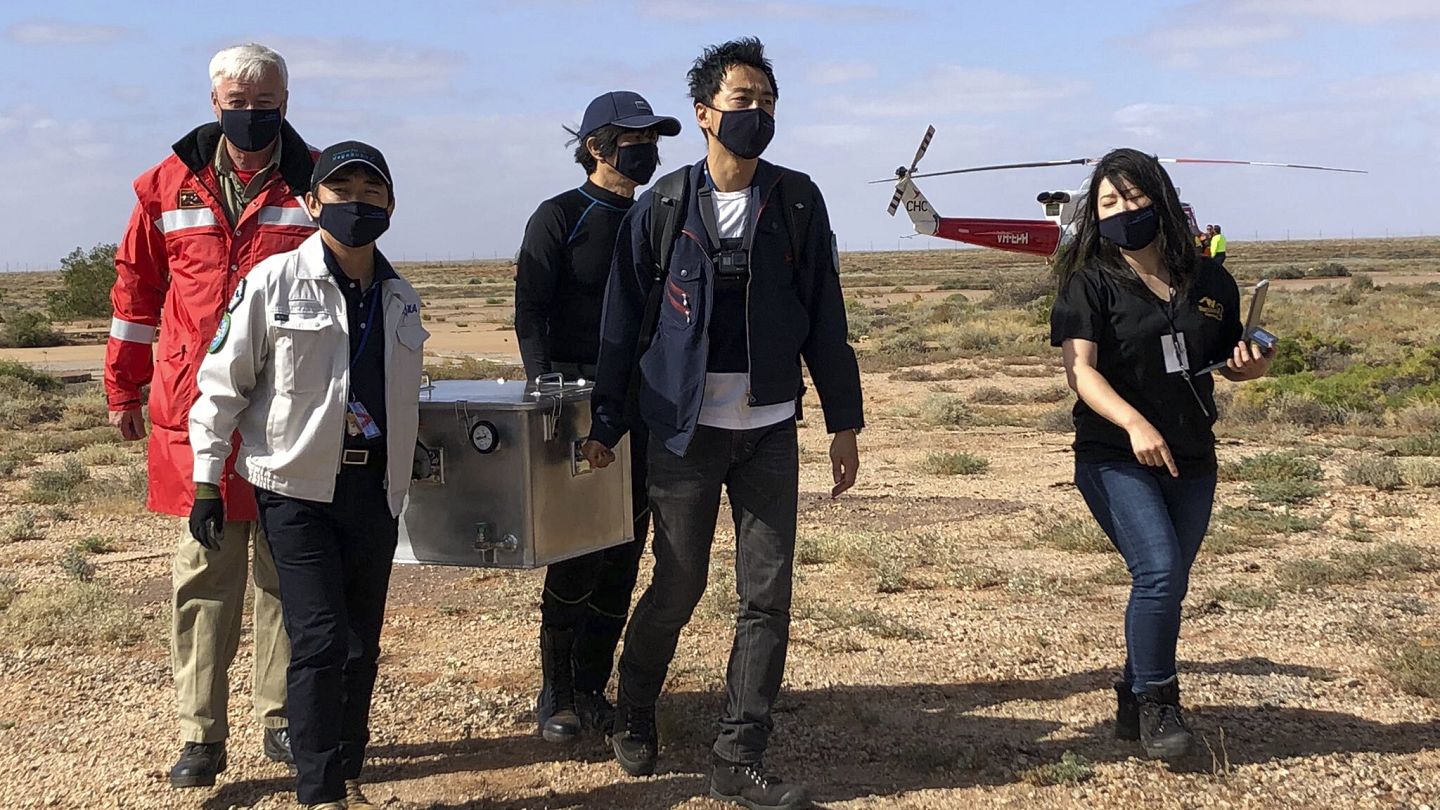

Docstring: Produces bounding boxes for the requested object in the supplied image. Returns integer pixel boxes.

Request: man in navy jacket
[582,37,863,810]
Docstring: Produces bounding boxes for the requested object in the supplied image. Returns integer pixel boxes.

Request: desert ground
[1,238,1437,809]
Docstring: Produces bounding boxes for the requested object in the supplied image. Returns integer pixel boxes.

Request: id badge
[347,399,383,440]
[1162,333,1191,374]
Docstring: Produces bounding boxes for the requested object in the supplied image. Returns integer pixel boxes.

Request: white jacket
[190,233,429,517]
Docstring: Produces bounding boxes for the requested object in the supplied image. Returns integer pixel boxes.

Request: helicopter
[876,126,1366,258]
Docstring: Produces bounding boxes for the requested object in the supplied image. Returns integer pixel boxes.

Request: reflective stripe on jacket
[105,121,317,518]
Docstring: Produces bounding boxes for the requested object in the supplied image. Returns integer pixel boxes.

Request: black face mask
[219,108,283,153]
[709,106,775,160]
[1098,205,1160,251]
[319,201,390,248]
[612,142,660,185]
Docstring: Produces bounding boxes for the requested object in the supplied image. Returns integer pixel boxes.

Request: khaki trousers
[172,519,289,743]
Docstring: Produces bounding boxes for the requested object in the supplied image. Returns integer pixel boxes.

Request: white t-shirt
[697,188,797,431]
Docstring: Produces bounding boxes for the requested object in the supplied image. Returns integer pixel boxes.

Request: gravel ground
[1,365,1437,809]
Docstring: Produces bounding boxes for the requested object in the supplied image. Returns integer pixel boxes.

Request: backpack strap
[637,167,690,354]
[777,169,814,273]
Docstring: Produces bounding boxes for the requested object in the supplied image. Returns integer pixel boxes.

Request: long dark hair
[1054,148,1199,291]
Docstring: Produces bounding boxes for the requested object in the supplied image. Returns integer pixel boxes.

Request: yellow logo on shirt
[1198,297,1224,321]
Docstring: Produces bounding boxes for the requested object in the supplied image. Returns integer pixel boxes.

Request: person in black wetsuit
[513,90,680,744]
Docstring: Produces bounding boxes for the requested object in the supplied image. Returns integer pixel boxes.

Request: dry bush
[1036,407,1074,433]
[1034,513,1110,554]
[2,509,43,543]
[1206,583,1278,610]
[919,451,989,476]
[1276,542,1437,592]
[1384,638,1440,699]
[1400,459,1440,488]
[1395,402,1440,434]
[0,582,145,649]
[922,395,973,428]
[1342,457,1404,491]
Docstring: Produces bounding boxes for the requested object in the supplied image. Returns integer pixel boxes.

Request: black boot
[1113,681,1140,741]
[709,755,810,810]
[538,627,581,743]
[610,700,657,777]
[262,726,294,767]
[169,741,227,788]
[576,689,617,734]
[1138,676,1194,759]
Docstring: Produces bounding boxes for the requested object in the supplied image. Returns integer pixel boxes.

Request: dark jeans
[539,424,651,705]
[1075,461,1216,692]
[255,463,398,805]
[1213,252,1226,266]
[617,419,799,765]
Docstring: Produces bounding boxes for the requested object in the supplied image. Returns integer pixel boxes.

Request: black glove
[189,483,225,550]
[412,442,433,480]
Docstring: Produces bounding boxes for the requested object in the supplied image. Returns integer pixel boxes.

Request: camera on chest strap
[714,237,750,290]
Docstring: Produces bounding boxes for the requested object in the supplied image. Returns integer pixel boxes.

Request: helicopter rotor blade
[909,125,935,174]
[887,180,906,217]
[868,157,1094,184]
[1158,157,1367,174]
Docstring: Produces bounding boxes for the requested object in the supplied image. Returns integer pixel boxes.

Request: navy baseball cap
[577,91,681,142]
[311,140,393,192]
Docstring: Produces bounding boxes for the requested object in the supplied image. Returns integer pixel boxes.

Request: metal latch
[473,523,519,554]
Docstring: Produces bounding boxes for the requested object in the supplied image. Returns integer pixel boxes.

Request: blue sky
[0,0,1433,267]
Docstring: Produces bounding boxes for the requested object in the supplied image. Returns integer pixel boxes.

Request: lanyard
[347,283,381,375]
[1155,290,1213,419]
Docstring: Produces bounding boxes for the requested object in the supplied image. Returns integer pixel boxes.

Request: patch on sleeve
[226,278,247,313]
[208,313,232,354]
[177,189,205,209]
[830,232,841,276]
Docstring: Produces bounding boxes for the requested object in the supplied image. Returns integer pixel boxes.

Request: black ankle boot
[538,627,581,743]
[169,740,227,788]
[576,689,617,734]
[709,755,810,810]
[610,700,657,777]
[1138,676,1193,759]
[1113,681,1140,741]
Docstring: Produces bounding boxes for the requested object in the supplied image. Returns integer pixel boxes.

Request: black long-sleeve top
[514,180,634,378]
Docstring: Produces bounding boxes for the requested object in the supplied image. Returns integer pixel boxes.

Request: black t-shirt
[514,181,634,378]
[1049,258,1243,476]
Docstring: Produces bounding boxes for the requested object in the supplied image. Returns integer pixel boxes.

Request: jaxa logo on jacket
[190,233,430,518]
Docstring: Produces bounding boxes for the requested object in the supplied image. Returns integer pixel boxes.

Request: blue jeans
[1075,461,1217,692]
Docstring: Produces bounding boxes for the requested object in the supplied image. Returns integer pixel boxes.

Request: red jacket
[106,122,317,519]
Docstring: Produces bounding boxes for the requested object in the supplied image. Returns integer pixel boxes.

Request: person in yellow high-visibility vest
[1209,224,1228,265]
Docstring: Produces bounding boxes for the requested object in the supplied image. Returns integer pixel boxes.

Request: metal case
[397,376,633,569]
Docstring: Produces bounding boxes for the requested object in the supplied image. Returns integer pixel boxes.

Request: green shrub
[2,509,42,543]
[1389,434,1440,457]
[0,360,61,392]
[922,395,973,428]
[1243,348,1440,415]
[1343,457,1404,491]
[47,243,118,320]
[1035,515,1109,553]
[919,451,989,476]
[1400,459,1440,488]
[59,547,96,582]
[1384,638,1440,699]
[1021,751,1094,786]
[1277,543,1437,591]
[1222,452,1323,483]
[0,377,65,429]
[1261,264,1304,280]
[1206,584,1278,610]
[26,458,91,504]
[1306,261,1351,278]
[1215,506,1320,536]
[1267,331,1355,377]
[1249,478,1324,505]
[0,311,64,349]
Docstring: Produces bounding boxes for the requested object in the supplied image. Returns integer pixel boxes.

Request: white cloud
[1113,103,1211,140]
[5,19,129,45]
[636,0,905,22]
[806,60,878,86]
[838,67,1087,117]
[257,36,465,97]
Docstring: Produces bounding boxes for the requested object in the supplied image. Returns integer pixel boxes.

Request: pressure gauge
[470,421,499,454]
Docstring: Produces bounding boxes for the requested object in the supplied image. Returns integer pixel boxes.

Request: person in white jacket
[189,141,427,810]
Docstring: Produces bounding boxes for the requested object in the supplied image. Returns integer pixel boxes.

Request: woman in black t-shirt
[1049,148,1273,760]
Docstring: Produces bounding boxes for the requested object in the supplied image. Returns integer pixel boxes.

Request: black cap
[577,91,681,142]
[311,140,393,192]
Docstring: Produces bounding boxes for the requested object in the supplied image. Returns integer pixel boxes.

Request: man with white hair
[105,42,317,789]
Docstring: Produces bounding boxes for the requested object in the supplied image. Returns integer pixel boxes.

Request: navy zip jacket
[589,158,864,457]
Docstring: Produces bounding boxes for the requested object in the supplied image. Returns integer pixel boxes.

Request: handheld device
[1199,279,1272,375]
